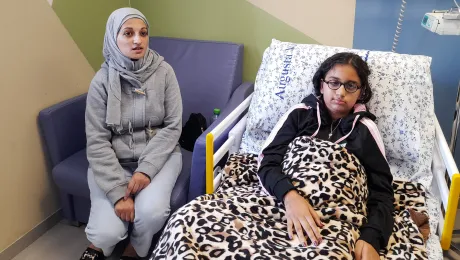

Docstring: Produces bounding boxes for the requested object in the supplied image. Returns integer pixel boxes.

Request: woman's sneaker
[80,247,104,260]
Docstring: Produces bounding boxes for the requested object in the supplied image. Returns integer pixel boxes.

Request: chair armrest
[38,93,87,168]
[188,82,254,200]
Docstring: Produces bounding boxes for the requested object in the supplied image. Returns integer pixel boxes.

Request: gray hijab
[102,7,163,131]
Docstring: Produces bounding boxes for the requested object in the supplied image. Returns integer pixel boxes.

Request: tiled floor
[445,249,460,259]
[10,223,127,260]
[445,233,460,259]
[11,223,88,260]
[8,218,460,259]
[445,244,460,259]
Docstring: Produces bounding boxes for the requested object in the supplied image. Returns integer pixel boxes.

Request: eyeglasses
[321,79,361,93]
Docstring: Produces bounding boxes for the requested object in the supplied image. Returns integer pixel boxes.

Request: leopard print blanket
[152,137,428,259]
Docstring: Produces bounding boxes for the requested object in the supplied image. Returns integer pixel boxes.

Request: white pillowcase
[240,39,435,187]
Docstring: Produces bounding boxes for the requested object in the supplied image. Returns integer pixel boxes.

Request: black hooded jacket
[258,94,394,251]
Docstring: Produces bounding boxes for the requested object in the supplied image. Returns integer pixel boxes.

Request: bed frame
[205,93,460,250]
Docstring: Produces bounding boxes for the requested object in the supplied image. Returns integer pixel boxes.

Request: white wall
[0,0,94,252]
[246,0,356,47]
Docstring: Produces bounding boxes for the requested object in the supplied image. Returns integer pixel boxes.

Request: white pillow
[365,51,435,188]
[240,40,367,153]
[240,39,435,187]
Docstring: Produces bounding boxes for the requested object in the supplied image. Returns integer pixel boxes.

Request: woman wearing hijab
[80,8,182,260]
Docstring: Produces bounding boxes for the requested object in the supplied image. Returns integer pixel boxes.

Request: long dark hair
[312,52,372,104]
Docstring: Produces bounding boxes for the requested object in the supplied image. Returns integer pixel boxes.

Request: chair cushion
[53,149,90,198]
[52,147,191,211]
[171,148,192,212]
[241,39,435,188]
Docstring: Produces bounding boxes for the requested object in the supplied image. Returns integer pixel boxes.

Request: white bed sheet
[425,191,443,260]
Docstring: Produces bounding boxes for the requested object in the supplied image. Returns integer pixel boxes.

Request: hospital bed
[203,41,459,258]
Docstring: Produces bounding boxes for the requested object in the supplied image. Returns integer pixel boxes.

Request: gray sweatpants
[85,152,182,257]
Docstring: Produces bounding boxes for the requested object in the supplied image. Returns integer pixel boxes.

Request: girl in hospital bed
[258,52,393,260]
[153,53,394,260]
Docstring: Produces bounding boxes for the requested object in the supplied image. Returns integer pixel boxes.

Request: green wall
[132,0,317,82]
[52,0,318,82]
[52,0,129,71]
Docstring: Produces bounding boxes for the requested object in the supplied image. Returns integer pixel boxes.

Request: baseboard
[0,209,62,260]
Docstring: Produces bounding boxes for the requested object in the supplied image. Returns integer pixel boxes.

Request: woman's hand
[125,172,151,199]
[115,197,135,222]
[284,190,323,246]
[355,240,380,260]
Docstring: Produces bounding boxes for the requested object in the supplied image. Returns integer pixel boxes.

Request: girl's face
[320,64,362,120]
[117,18,148,60]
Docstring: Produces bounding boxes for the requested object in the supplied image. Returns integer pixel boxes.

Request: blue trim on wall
[354,0,460,161]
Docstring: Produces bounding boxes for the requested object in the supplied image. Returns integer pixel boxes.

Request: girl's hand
[284,190,324,246]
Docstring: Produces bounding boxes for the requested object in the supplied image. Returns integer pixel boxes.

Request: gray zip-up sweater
[85,59,182,205]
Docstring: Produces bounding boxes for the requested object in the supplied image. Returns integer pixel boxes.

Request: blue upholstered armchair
[38,37,253,223]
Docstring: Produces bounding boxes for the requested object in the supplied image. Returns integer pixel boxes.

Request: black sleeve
[351,125,394,252]
[258,108,302,201]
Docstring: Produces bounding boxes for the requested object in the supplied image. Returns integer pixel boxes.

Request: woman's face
[320,64,362,120]
[117,18,148,60]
